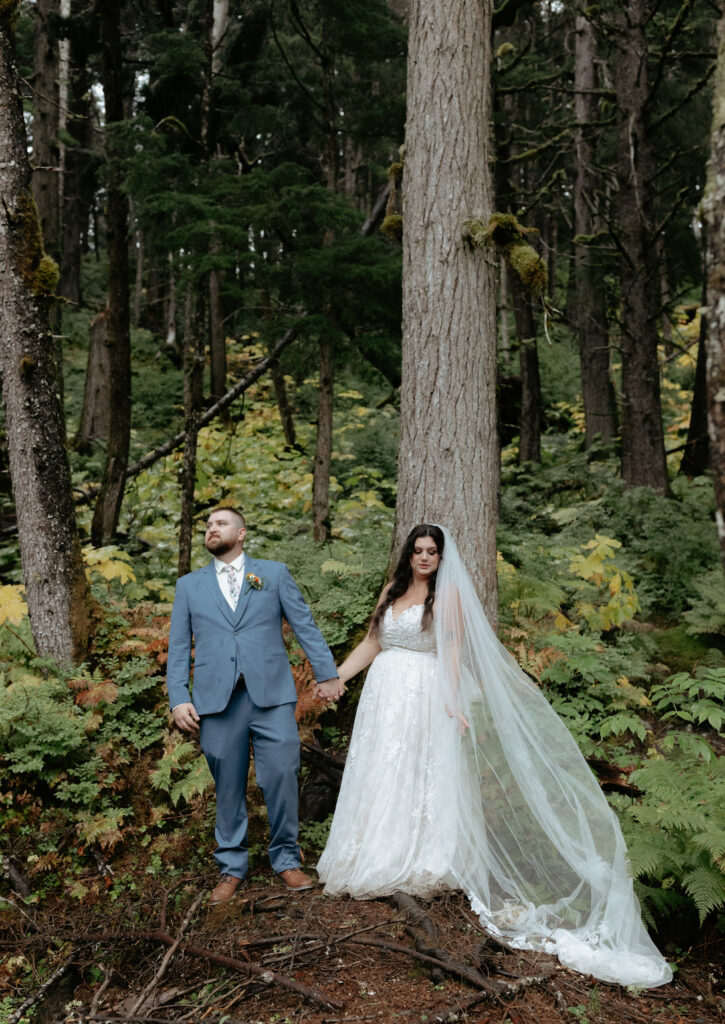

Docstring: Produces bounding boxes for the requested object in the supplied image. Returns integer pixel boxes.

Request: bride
[316,524,672,988]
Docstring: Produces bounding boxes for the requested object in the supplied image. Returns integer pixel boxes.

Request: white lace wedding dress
[316,529,673,988]
[317,603,459,897]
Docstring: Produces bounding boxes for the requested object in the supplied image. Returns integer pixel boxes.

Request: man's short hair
[209,506,246,529]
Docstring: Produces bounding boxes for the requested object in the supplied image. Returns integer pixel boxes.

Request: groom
[167,507,341,904]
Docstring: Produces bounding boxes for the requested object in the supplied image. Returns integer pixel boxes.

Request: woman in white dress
[317,525,672,988]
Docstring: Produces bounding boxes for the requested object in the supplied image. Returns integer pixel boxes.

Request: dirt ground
[3,869,723,1024]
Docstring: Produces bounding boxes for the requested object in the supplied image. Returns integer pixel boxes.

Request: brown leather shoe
[278,867,315,892]
[209,874,244,905]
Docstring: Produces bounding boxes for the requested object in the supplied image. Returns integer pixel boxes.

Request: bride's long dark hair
[371,524,445,634]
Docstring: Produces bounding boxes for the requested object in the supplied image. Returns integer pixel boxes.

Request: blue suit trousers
[199,686,301,878]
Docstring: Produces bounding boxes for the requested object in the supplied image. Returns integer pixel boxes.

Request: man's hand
[315,678,345,702]
[172,701,200,736]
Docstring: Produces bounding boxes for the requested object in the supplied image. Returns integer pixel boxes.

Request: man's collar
[213,552,245,574]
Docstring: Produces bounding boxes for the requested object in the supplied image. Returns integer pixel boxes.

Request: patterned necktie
[226,565,241,609]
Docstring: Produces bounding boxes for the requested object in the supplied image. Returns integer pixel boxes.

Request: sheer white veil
[431,524,672,987]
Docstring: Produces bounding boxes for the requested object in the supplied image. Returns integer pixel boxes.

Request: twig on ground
[126,892,205,1017]
[7,955,75,1024]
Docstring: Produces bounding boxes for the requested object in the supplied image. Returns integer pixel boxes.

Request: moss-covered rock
[381,213,403,242]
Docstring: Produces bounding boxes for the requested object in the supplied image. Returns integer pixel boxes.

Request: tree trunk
[0,5,92,664]
[396,0,498,623]
[574,14,617,448]
[60,0,98,304]
[704,7,725,570]
[511,275,542,465]
[75,310,111,451]
[313,335,334,543]
[679,278,710,478]
[31,0,60,264]
[613,1,668,493]
[178,283,206,577]
[91,0,132,545]
[499,258,510,366]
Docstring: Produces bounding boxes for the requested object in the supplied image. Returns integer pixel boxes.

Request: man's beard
[205,536,234,555]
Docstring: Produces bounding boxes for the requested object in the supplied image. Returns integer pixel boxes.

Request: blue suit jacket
[166,556,337,714]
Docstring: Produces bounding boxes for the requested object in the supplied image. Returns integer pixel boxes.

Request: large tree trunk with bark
[613,1,668,493]
[91,0,132,544]
[0,5,92,664]
[680,277,710,477]
[574,14,617,448]
[704,7,725,571]
[396,0,498,622]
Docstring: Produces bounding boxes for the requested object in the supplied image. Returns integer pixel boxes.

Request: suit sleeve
[166,577,193,709]
[278,565,338,682]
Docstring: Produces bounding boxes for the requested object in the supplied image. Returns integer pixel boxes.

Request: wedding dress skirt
[317,604,459,897]
[317,577,672,988]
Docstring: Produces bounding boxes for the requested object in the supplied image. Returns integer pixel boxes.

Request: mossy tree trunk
[396,0,498,623]
[0,4,92,664]
[31,0,60,266]
[680,275,710,478]
[704,6,725,571]
[574,13,617,449]
[612,0,669,493]
[91,0,132,544]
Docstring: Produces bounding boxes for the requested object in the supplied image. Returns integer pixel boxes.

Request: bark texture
[31,0,60,263]
[74,310,111,451]
[397,0,498,621]
[91,0,132,544]
[613,1,668,492]
[0,7,92,664]
[704,7,725,570]
[574,14,617,448]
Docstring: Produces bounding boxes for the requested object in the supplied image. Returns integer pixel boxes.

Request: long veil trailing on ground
[432,525,672,987]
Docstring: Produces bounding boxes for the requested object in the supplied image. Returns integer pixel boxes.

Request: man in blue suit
[167,507,342,905]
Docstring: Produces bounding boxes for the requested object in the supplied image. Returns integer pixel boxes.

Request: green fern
[682,862,725,924]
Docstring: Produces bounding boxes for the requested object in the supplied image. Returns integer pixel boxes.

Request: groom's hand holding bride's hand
[315,678,345,702]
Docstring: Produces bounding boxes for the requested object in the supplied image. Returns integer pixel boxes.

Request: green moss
[387,162,404,185]
[463,212,547,298]
[33,254,60,295]
[16,192,58,297]
[496,42,516,59]
[381,213,403,243]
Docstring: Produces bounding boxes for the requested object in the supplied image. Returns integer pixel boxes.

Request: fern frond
[682,865,725,924]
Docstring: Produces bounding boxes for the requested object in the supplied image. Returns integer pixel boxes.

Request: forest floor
[4,866,723,1024]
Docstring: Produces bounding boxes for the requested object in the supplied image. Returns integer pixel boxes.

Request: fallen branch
[83,928,343,1011]
[8,955,75,1024]
[126,892,204,1017]
[346,935,499,993]
[432,968,554,1022]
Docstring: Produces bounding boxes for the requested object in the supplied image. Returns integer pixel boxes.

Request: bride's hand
[445,705,469,734]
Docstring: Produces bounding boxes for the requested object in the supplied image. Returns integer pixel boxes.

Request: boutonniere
[246,573,263,591]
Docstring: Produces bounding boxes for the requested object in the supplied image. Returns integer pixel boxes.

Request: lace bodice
[379,604,437,654]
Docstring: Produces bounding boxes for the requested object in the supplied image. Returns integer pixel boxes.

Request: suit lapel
[201,561,236,626]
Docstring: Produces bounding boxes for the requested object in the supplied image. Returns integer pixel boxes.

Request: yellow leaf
[0,585,28,626]
[609,572,622,595]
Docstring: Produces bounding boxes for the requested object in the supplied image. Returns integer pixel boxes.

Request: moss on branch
[463,212,547,297]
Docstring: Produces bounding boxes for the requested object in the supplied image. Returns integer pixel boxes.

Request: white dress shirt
[215,553,245,610]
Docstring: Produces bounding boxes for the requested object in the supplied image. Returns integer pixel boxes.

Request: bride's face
[410,536,440,580]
